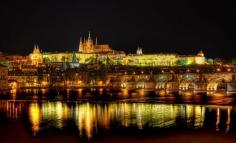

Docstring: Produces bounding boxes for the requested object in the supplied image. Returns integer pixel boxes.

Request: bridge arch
[207,79,227,91]
[179,82,196,91]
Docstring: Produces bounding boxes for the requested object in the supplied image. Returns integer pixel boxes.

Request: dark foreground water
[1,89,236,143]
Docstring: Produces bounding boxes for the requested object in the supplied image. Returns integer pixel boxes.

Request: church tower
[86,32,94,53]
[78,37,83,52]
[70,51,80,68]
[136,47,143,55]
[30,44,43,66]
[79,32,95,53]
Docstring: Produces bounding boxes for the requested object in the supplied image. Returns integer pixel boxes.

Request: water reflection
[29,103,40,135]
[0,101,23,119]
[0,101,234,138]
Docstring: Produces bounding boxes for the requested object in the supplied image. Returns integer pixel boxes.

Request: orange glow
[9,81,17,89]
[77,103,94,138]
[77,80,82,85]
[159,90,166,96]
[213,92,224,97]
[122,88,129,96]
[10,89,17,100]
[99,88,103,95]
[226,107,231,132]
[138,89,145,96]
[41,81,48,87]
[183,91,193,96]
[78,88,83,96]
[216,108,220,131]
[29,103,40,135]
[97,81,103,86]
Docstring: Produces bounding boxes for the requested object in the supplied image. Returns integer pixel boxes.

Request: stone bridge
[109,72,236,92]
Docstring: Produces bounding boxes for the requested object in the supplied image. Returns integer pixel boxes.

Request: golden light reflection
[226,107,231,132]
[0,101,23,119]
[78,88,83,97]
[10,89,17,100]
[41,102,70,129]
[41,88,47,95]
[56,102,63,128]
[98,88,103,95]
[29,103,40,135]
[216,108,220,131]
[0,101,230,138]
[76,103,95,138]
[194,106,205,128]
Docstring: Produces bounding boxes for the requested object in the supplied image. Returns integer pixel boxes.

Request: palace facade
[29,33,126,66]
[28,33,207,67]
[0,64,8,90]
[122,49,206,67]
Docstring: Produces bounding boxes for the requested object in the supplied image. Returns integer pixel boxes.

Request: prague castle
[79,32,113,53]
[28,32,206,67]
[29,33,126,66]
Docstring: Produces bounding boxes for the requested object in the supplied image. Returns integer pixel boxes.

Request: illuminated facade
[29,33,125,65]
[178,51,206,66]
[29,44,43,66]
[123,54,178,67]
[79,32,113,53]
[28,32,206,67]
[122,50,206,67]
[0,64,8,90]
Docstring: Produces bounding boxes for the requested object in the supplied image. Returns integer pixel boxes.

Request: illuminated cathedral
[28,32,207,67]
[79,32,113,53]
[29,33,125,66]
[29,44,43,66]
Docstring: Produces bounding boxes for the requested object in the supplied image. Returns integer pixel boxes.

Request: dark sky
[0,0,236,58]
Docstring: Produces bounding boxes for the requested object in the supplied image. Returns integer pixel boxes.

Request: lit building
[29,44,43,66]
[0,64,8,90]
[28,33,206,67]
[123,54,178,67]
[79,32,113,53]
[178,51,206,66]
[29,33,125,65]
[136,47,143,55]
[123,50,206,67]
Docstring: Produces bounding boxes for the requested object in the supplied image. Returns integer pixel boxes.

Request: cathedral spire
[79,37,83,52]
[72,51,78,63]
[136,47,143,55]
[88,31,91,41]
[33,44,40,53]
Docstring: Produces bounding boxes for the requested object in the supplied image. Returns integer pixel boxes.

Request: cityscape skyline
[1,0,236,58]
[0,31,234,59]
[2,1,236,143]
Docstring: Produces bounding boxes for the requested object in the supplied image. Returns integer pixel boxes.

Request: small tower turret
[79,37,83,52]
[136,47,143,55]
[197,50,204,57]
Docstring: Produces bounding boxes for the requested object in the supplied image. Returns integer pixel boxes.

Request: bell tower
[78,37,83,52]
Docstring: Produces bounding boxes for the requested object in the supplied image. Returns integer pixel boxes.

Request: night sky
[1,0,236,58]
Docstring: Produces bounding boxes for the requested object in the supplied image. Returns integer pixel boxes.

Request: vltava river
[0,100,235,138]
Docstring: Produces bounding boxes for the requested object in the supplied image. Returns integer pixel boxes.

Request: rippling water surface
[1,89,236,141]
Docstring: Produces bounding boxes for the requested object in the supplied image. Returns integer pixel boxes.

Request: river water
[1,89,236,142]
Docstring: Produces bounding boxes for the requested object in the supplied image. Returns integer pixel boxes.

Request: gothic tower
[78,37,83,52]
